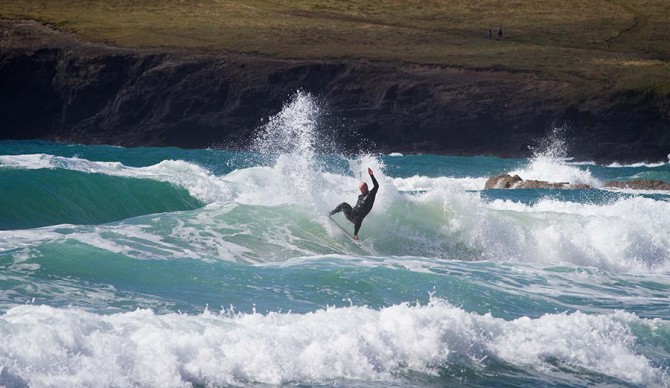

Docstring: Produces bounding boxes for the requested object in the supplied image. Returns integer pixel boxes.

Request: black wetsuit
[330,174,379,237]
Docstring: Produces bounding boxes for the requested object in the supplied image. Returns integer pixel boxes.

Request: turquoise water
[1,93,670,387]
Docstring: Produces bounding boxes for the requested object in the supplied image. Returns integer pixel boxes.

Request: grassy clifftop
[2,0,670,96]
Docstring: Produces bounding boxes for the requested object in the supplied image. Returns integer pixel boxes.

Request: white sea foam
[607,161,668,168]
[0,153,57,170]
[0,300,666,387]
[0,228,62,256]
[393,175,487,192]
[361,183,670,271]
[477,195,670,271]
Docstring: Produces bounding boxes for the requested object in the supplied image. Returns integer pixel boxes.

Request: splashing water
[510,124,601,187]
[249,91,331,207]
[529,122,570,161]
[248,91,388,215]
[253,91,322,163]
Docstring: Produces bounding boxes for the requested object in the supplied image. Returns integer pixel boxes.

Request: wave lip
[0,167,202,230]
[0,153,237,204]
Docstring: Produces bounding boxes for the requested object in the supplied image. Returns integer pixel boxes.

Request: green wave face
[0,168,202,230]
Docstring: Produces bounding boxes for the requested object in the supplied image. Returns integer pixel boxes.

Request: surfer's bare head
[359,182,369,195]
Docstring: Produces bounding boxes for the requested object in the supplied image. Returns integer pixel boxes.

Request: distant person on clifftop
[497,25,503,40]
[488,27,493,40]
[329,167,379,240]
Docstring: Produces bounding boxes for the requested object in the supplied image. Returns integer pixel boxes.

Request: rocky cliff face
[1,20,668,163]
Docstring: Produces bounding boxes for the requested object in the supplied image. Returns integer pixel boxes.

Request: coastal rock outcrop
[484,174,523,189]
[603,179,670,191]
[1,20,670,163]
[485,175,670,191]
[484,174,592,189]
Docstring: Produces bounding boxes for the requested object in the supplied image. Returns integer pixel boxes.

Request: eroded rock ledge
[484,174,593,190]
[485,174,670,191]
[603,179,670,191]
[1,19,670,163]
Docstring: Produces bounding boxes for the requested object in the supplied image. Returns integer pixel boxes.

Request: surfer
[329,167,379,240]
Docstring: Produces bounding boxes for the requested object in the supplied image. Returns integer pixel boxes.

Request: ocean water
[1,92,669,387]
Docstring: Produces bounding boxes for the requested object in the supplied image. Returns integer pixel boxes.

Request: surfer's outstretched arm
[368,168,379,192]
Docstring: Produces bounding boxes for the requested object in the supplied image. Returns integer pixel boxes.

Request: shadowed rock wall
[1,20,668,163]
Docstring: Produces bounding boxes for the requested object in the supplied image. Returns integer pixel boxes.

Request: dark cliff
[1,20,669,163]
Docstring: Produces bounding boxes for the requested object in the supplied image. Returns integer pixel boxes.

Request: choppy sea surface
[1,92,669,387]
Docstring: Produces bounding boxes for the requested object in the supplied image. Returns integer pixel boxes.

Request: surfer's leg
[342,207,356,224]
[330,203,353,219]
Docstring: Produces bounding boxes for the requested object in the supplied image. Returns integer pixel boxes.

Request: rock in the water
[485,174,523,189]
[484,174,592,189]
[604,179,670,190]
[517,180,569,189]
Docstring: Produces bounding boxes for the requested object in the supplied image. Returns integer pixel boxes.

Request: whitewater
[0,92,669,387]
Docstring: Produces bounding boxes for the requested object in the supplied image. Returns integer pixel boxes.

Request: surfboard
[328,215,359,243]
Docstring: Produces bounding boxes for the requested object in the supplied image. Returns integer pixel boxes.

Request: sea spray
[249,91,392,223]
[510,124,601,187]
[253,91,323,164]
[251,91,335,210]
[529,122,571,161]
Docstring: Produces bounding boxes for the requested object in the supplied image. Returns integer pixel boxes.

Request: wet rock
[485,174,522,189]
[604,179,670,191]
[484,174,592,189]
[517,180,570,189]
[570,184,594,190]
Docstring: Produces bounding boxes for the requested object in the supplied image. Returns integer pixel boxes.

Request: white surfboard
[328,215,359,243]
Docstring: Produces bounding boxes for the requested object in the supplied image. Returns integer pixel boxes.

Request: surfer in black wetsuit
[329,167,379,240]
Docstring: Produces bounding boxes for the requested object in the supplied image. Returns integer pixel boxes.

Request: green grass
[2,0,670,96]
